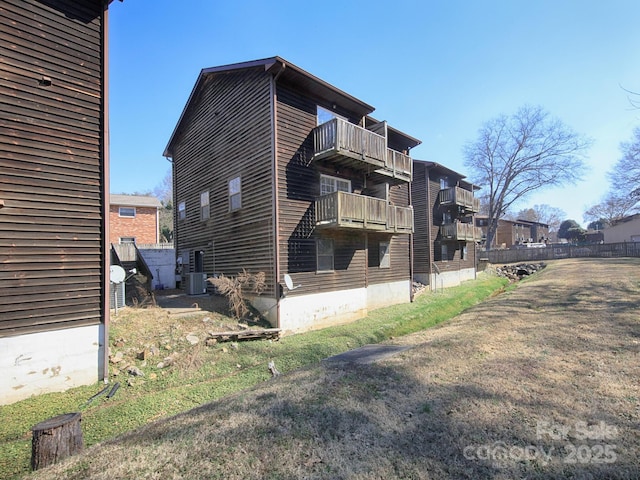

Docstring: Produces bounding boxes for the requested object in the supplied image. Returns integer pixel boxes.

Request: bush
[208,270,266,319]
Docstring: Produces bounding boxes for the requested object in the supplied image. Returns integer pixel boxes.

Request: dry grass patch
[26,258,640,479]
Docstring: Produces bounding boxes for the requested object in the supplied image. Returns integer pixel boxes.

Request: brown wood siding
[367,182,411,285]
[171,68,276,293]
[276,85,368,293]
[429,170,476,274]
[411,162,431,276]
[412,162,478,281]
[0,0,105,337]
[276,84,411,294]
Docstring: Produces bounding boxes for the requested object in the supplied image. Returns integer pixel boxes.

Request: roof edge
[164,56,377,157]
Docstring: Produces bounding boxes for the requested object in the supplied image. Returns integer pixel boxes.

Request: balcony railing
[313,118,412,182]
[439,186,480,213]
[440,221,482,241]
[316,191,413,234]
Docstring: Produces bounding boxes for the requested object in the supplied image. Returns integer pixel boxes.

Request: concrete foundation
[0,325,103,406]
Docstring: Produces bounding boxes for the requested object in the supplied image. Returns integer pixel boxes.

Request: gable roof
[413,160,480,191]
[110,194,162,208]
[516,219,550,228]
[164,56,398,158]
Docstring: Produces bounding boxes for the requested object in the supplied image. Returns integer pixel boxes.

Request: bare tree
[608,127,640,200]
[153,169,174,242]
[583,191,638,226]
[516,204,566,235]
[464,105,591,249]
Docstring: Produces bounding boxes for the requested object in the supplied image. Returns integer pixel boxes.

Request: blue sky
[108,1,640,226]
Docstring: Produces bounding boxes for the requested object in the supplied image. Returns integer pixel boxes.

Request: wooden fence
[484,242,640,264]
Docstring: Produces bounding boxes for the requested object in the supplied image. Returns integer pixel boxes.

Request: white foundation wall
[430,267,476,290]
[0,325,103,406]
[366,280,411,310]
[279,287,368,332]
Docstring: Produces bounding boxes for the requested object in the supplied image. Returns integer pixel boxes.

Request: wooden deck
[440,221,482,241]
[316,191,413,234]
[438,186,480,213]
[312,118,412,183]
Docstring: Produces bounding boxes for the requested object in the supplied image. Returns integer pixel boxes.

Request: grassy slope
[0,273,507,480]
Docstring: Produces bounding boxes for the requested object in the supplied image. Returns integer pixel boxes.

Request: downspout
[165,155,177,276]
[426,164,433,291]
[271,62,286,328]
[101,3,111,383]
[408,156,414,302]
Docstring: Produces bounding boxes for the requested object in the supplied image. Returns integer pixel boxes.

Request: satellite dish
[283,274,300,291]
[110,265,126,284]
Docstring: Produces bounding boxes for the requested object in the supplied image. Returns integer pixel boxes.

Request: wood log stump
[31,412,83,470]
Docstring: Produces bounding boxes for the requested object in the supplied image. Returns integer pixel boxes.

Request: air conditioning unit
[186,273,207,295]
[110,282,125,309]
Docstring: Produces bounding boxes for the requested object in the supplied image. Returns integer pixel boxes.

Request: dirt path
[32,258,640,479]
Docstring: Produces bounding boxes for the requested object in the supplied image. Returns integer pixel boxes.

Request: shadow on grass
[99,355,638,480]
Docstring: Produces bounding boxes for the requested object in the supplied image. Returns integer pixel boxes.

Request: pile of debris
[495,262,547,282]
[412,281,428,296]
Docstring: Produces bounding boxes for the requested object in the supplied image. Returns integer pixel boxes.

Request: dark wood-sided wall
[275,83,411,295]
[412,162,477,281]
[171,67,276,294]
[412,161,432,278]
[0,0,107,336]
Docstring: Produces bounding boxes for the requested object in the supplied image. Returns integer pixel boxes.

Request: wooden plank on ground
[207,328,280,342]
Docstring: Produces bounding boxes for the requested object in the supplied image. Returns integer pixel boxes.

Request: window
[119,206,135,218]
[440,177,449,190]
[178,201,186,221]
[317,105,349,126]
[200,191,210,220]
[461,244,467,260]
[229,176,242,211]
[316,239,334,272]
[320,174,351,196]
[441,243,448,262]
[120,237,135,244]
[442,212,452,225]
[379,241,390,269]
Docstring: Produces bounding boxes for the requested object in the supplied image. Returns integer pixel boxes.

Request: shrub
[208,269,266,319]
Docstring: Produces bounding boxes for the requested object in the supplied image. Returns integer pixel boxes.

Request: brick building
[109,194,162,244]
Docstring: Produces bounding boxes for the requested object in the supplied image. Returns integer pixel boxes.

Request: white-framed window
[229,176,242,211]
[440,177,449,190]
[178,201,186,221]
[200,191,210,220]
[461,244,468,260]
[379,241,390,269]
[441,243,448,262]
[119,237,135,244]
[320,174,351,196]
[316,238,334,272]
[119,206,135,218]
[442,212,452,225]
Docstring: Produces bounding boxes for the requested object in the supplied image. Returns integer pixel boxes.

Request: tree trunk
[31,412,83,470]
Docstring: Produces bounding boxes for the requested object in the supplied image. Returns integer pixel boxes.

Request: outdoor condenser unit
[186,272,207,295]
[109,282,125,309]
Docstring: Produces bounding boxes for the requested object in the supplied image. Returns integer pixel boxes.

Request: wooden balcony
[312,118,412,183]
[440,221,482,241]
[439,186,480,213]
[316,191,413,234]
